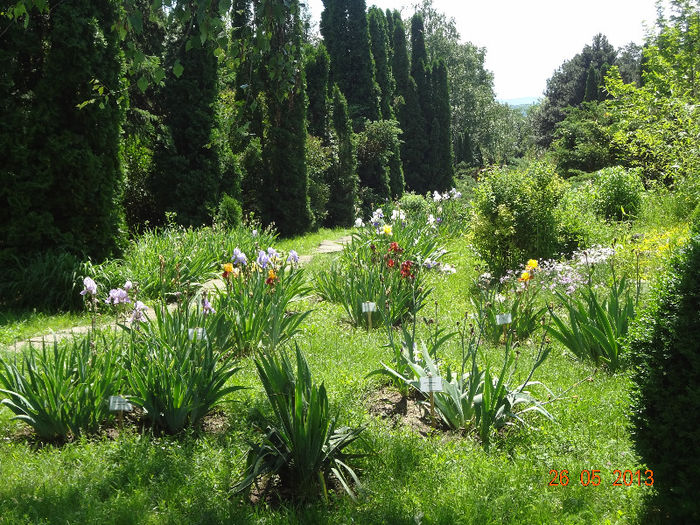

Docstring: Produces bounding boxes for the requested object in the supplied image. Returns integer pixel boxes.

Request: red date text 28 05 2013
[548,469,654,487]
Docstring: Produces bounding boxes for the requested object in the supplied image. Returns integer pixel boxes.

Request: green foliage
[124,304,243,434]
[398,192,430,218]
[0,333,122,440]
[321,0,380,126]
[593,166,644,221]
[368,6,394,120]
[551,102,614,177]
[428,60,454,191]
[356,120,402,207]
[548,262,637,372]
[628,213,700,520]
[0,0,127,268]
[603,3,700,214]
[0,251,87,311]
[211,259,311,354]
[380,321,554,449]
[533,33,617,147]
[471,162,565,275]
[326,85,359,227]
[259,4,312,236]
[305,135,332,229]
[151,27,221,227]
[315,222,444,327]
[214,193,243,229]
[304,43,331,138]
[234,346,365,501]
[470,271,546,345]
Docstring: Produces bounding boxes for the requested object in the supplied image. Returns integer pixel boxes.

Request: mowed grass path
[0,232,652,524]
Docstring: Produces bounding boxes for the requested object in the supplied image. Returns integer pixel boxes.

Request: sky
[305,0,660,101]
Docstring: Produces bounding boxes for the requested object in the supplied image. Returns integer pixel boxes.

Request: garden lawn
[0,233,654,524]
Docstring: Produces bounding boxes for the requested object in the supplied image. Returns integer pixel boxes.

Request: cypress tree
[152,29,220,227]
[321,0,380,126]
[326,84,358,226]
[391,11,409,98]
[388,136,405,198]
[385,8,395,52]
[260,2,312,235]
[320,0,348,92]
[410,13,430,106]
[345,0,380,125]
[368,7,394,119]
[583,64,599,102]
[32,0,126,259]
[399,77,428,192]
[429,59,454,190]
[304,43,331,139]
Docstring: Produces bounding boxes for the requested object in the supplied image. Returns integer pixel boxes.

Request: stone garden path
[14,234,353,350]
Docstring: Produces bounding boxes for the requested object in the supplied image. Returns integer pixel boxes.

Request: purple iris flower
[231,247,248,266]
[80,277,97,296]
[267,247,279,259]
[257,250,271,269]
[106,288,130,305]
[287,250,299,264]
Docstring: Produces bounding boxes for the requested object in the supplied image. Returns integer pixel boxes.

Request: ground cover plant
[0,187,682,523]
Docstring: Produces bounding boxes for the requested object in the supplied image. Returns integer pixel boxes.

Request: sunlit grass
[0,221,662,524]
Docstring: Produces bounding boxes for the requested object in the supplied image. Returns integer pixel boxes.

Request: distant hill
[500,96,540,106]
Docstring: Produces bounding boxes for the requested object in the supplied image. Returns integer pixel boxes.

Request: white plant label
[420,376,443,393]
[188,327,208,340]
[109,395,133,412]
[361,302,377,313]
[496,313,512,325]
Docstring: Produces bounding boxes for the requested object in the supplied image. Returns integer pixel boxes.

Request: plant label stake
[109,395,132,427]
[420,374,443,425]
[188,327,208,341]
[362,302,377,330]
[496,313,512,341]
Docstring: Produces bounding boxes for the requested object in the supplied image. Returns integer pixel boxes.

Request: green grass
[0,225,660,524]
[0,311,91,346]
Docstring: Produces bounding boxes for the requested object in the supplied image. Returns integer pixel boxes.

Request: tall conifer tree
[326,84,358,226]
[32,0,126,258]
[429,59,454,190]
[259,1,312,235]
[305,43,331,138]
[391,11,409,98]
[321,0,380,126]
[368,7,394,119]
[152,28,220,227]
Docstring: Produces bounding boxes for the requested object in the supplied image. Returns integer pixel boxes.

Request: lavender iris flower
[80,277,97,296]
[231,247,248,266]
[106,288,130,305]
[287,250,299,264]
[257,250,271,269]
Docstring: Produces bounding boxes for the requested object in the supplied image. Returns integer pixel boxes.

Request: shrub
[471,162,564,275]
[214,194,242,229]
[627,209,700,520]
[593,166,644,221]
[233,346,365,501]
[0,332,122,440]
[398,192,430,219]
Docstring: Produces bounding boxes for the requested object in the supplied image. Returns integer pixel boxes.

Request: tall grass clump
[234,346,365,501]
[0,332,122,440]
[123,304,243,434]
